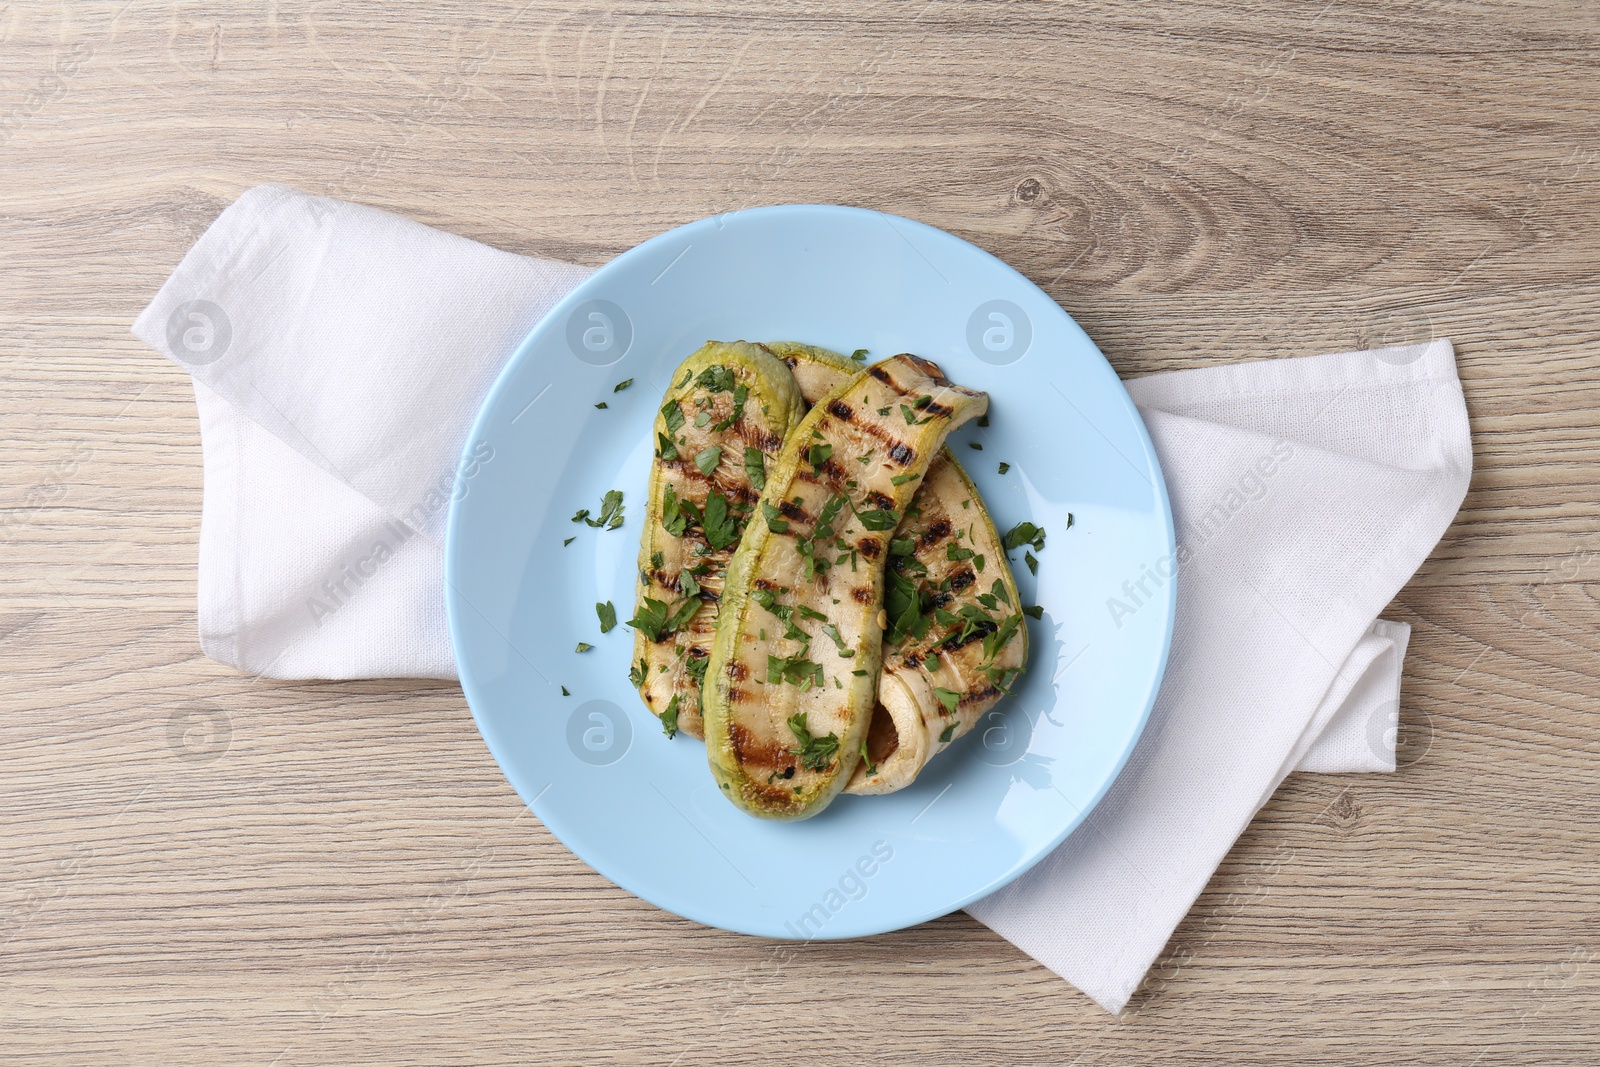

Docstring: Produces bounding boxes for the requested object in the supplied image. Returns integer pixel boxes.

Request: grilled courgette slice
[703,354,988,819]
[763,343,1029,795]
[631,341,804,740]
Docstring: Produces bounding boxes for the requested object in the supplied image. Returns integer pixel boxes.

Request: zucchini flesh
[763,343,1028,795]
[703,354,988,819]
[631,341,804,740]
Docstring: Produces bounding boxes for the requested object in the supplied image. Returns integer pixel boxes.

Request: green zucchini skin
[632,341,804,740]
[703,354,988,819]
[763,343,1028,795]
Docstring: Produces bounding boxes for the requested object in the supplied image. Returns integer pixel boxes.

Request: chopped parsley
[1001,520,1046,553]
[939,722,958,743]
[694,445,722,476]
[968,441,982,450]
[787,712,839,771]
[657,432,679,462]
[850,348,868,362]
[761,501,789,534]
[1025,551,1039,575]
[678,569,700,598]
[890,472,918,486]
[661,398,685,435]
[701,489,739,550]
[563,536,575,547]
[575,642,592,653]
[998,462,1010,475]
[596,601,617,633]
[744,447,766,491]
[561,686,570,696]
[859,738,877,776]
[694,364,736,393]
[628,596,700,642]
[711,383,748,432]
[572,489,625,530]
[807,441,833,470]
[614,378,634,392]
[1023,604,1043,620]
[629,657,648,688]
[661,484,693,537]
[821,622,854,657]
[768,653,825,690]
[932,687,961,715]
[594,401,608,409]
[981,612,1024,664]
[660,694,681,738]
[947,543,974,562]
[854,506,899,532]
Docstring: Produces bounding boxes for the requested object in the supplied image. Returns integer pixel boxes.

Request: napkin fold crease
[133,185,1471,1014]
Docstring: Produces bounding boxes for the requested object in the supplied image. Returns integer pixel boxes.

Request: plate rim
[445,202,1176,938]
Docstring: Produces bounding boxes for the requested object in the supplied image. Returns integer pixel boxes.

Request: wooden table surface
[4,2,1598,1063]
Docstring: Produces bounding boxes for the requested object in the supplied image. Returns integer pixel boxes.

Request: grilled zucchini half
[703,354,988,819]
[763,343,1029,795]
[632,341,804,740]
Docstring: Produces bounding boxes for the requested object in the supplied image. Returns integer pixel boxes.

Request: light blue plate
[445,205,1174,939]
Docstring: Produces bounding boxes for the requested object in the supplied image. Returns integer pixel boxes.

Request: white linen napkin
[132,185,1471,1012]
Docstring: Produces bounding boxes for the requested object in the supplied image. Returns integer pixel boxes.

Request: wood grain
[3,2,1599,1063]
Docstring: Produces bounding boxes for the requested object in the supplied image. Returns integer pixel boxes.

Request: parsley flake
[694,445,722,477]
[628,596,700,642]
[1001,520,1046,553]
[787,712,840,771]
[573,489,625,530]
[596,601,617,633]
[701,489,739,550]
[661,399,685,435]
[743,447,766,491]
